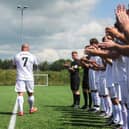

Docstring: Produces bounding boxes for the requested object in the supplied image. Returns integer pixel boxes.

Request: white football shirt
[94,56,101,83]
[14,51,38,81]
[111,56,127,84]
[105,63,112,88]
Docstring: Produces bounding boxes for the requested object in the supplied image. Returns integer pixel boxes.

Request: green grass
[16,86,111,129]
[0,86,16,129]
[0,86,112,129]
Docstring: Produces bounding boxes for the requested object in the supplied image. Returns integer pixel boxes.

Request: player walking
[14,43,38,116]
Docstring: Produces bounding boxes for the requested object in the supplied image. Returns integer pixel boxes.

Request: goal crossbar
[34,74,48,86]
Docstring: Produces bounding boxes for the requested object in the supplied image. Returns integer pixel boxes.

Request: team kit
[64,4,129,129]
[14,4,129,129]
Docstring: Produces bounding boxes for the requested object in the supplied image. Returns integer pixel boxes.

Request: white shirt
[112,56,127,83]
[105,63,112,88]
[14,51,38,81]
[126,57,129,91]
[94,56,102,83]
[112,39,127,83]
[89,56,101,83]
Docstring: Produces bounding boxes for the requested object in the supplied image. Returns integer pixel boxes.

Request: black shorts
[70,76,80,91]
[82,80,89,90]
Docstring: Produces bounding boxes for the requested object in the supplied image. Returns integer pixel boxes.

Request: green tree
[49,59,71,71]
[38,61,50,71]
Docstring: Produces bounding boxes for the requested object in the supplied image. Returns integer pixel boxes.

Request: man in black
[81,55,92,110]
[65,51,81,109]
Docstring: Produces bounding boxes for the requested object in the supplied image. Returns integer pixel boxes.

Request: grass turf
[15,86,112,129]
[0,86,16,129]
[0,86,112,129]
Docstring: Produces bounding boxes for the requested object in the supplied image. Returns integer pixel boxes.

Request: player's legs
[72,90,80,109]
[127,104,129,129]
[119,81,129,129]
[27,92,37,113]
[15,80,26,116]
[99,77,106,115]
[93,82,100,111]
[17,92,24,116]
[27,92,34,110]
[26,81,37,113]
[89,70,100,111]
[103,95,112,118]
[99,95,106,116]
[70,76,80,108]
[82,81,92,109]
[91,90,100,111]
[90,80,100,111]
[88,91,92,109]
[108,86,123,126]
[71,76,80,108]
[126,98,129,129]
[70,80,75,106]
[100,78,112,117]
[121,104,128,129]
[81,88,88,109]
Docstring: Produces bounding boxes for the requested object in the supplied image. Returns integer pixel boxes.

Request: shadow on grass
[0,112,13,115]
[44,105,111,129]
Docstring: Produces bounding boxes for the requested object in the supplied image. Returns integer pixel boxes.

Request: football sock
[73,93,76,105]
[113,104,123,125]
[91,92,95,107]
[113,104,119,124]
[121,104,128,129]
[75,94,80,105]
[104,96,112,115]
[93,92,100,107]
[89,92,92,108]
[83,91,88,106]
[127,109,129,129]
[100,97,106,112]
[72,93,75,105]
[117,104,123,125]
[28,96,34,110]
[17,96,24,112]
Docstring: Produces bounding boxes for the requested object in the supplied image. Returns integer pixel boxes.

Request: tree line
[0,59,71,71]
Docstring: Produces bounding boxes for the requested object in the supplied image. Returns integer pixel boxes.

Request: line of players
[65,4,129,129]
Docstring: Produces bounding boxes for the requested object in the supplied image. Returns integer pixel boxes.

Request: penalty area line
[8,99,18,129]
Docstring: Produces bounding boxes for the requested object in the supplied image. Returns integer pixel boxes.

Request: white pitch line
[8,99,18,129]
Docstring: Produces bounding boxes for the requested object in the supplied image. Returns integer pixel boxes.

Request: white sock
[118,104,123,125]
[94,92,100,106]
[28,96,34,110]
[91,92,95,106]
[17,96,24,112]
[127,109,129,129]
[100,97,106,112]
[113,104,119,124]
[104,96,112,115]
[121,104,128,129]
[114,104,123,125]
[112,104,116,121]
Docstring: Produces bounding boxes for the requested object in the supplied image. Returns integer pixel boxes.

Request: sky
[0,0,128,62]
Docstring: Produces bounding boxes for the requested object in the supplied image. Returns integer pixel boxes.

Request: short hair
[90,38,99,45]
[21,43,29,48]
[71,51,78,55]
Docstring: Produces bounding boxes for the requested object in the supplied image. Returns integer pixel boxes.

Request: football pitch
[0,86,112,129]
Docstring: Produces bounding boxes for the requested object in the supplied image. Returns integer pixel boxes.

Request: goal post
[34,74,48,86]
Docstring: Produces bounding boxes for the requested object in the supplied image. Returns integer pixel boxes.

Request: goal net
[34,74,48,86]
